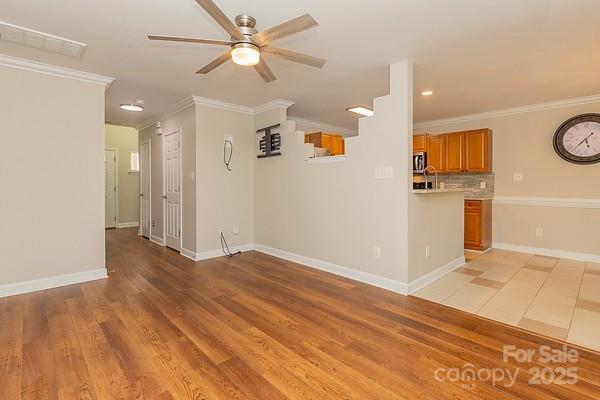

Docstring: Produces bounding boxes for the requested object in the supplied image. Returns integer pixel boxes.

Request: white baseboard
[150,235,165,246]
[407,256,466,294]
[493,242,600,263]
[253,244,410,295]
[182,244,255,262]
[0,268,108,298]
[117,222,139,229]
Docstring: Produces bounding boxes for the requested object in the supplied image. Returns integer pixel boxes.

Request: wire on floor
[220,232,241,257]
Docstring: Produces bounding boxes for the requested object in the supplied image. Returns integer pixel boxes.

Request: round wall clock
[553,113,600,164]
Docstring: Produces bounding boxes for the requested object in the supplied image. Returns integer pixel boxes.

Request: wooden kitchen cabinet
[305,132,345,156]
[413,134,427,152]
[444,129,492,173]
[444,132,465,173]
[426,134,446,172]
[465,129,493,172]
[464,200,492,251]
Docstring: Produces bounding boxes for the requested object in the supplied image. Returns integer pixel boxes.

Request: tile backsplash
[438,173,495,199]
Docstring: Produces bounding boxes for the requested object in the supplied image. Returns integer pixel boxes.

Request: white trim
[407,256,466,294]
[191,95,254,114]
[0,53,114,88]
[104,148,119,228]
[493,196,600,209]
[0,269,107,298]
[150,235,165,246]
[137,97,196,131]
[140,138,152,239]
[493,242,600,263]
[182,244,255,261]
[305,155,348,164]
[252,99,294,114]
[291,116,358,137]
[137,96,294,131]
[414,94,600,129]
[253,244,409,295]
[117,222,139,229]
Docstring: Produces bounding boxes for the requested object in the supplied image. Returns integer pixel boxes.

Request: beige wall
[254,61,464,287]
[0,65,106,285]
[195,105,255,253]
[105,124,139,225]
[139,105,197,252]
[420,102,600,256]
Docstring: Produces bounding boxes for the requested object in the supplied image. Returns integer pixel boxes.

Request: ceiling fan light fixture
[231,42,260,66]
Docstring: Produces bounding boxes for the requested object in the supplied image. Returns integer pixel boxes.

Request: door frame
[139,138,151,238]
[105,148,119,228]
[162,128,183,251]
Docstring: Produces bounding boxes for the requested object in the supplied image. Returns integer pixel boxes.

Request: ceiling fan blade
[261,46,326,68]
[253,14,318,45]
[254,58,276,82]
[196,51,231,74]
[148,35,231,46]
[194,0,243,40]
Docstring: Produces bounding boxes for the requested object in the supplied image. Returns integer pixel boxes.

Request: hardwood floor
[2,228,600,399]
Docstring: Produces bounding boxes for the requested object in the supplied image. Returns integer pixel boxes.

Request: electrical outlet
[425,246,431,259]
[536,228,544,237]
[439,182,445,189]
[480,181,487,189]
[233,227,240,235]
[224,135,233,144]
[513,173,524,182]
[373,246,381,259]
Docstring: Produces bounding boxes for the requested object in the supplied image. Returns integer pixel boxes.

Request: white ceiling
[2,0,600,130]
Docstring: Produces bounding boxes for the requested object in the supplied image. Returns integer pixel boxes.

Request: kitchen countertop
[413,189,465,194]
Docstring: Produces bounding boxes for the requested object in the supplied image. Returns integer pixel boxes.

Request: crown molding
[253,99,294,114]
[414,94,600,130]
[0,53,114,88]
[137,96,295,131]
[290,116,358,137]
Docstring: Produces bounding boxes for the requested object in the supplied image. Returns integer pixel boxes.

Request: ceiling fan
[148,0,326,82]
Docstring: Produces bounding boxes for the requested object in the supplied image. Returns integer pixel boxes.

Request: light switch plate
[375,166,394,179]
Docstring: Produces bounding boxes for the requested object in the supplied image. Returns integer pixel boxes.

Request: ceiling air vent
[0,21,87,58]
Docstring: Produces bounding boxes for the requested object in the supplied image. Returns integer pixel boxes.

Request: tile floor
[413,249,600,352]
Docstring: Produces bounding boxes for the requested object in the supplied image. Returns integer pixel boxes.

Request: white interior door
[140,140,151,238]
[104,149,117,228]
[163,131,181,250]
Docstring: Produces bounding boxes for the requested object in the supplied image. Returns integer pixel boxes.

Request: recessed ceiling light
[346,106,373,117]
[421,90,434,96]
[120,99,144,112]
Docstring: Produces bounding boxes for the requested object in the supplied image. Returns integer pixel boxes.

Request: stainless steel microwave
[413,152,427,173]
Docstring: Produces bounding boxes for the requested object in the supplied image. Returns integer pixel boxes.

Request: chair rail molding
[493,196,600,209]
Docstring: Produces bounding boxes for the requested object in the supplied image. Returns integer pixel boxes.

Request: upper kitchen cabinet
[444,129,493,173]
[305,132,345,156]
[444,132,465,173]
[426,134,446,172]
[465,129,493,172]
[413,134,427,152]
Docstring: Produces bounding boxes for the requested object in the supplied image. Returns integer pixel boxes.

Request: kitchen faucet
[423,165,438,190]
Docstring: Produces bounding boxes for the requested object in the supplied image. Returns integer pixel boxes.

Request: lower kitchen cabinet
[464,199,492,251]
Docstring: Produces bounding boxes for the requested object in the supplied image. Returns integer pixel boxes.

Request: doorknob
[162,195,167,199]
[139,193,144,197]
